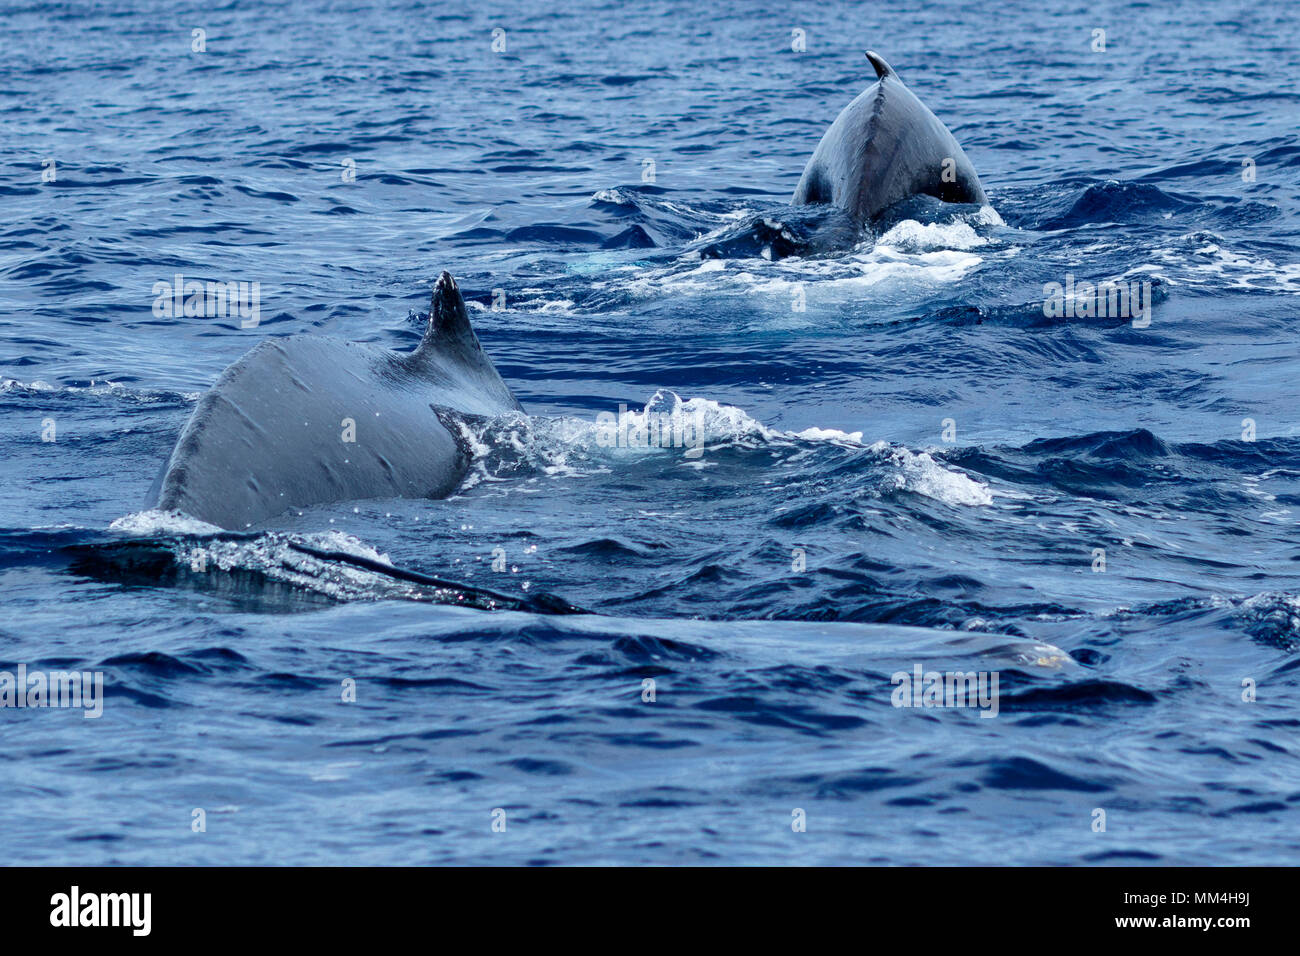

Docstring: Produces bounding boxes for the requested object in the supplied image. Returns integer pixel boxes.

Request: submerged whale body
[792,51,988,227]
[696,204,859,260]
[151,271,520,529]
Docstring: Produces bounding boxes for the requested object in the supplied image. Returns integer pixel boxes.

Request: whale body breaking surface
[150,53,991,529]
[792,51,989,226]
[696,50,992,261]
[150,271,520,530]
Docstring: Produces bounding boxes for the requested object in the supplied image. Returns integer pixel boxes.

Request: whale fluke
[865,50,896,80]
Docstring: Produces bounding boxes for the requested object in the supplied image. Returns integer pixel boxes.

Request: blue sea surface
[3,0,1300,865]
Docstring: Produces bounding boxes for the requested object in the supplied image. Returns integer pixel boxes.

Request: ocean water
[3,0,1300,865]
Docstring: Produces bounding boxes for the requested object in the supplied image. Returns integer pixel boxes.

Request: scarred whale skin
[792,51,988,225]
[151,271,520,529]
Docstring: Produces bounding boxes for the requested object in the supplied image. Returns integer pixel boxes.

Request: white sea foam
[592,245,989,311]
[567,202,1013,313]
[111,510,392,562]
[2,378,200,403]
[876,217,990,253]
[790,426,865,444]
[1237,591,1300,644]
[868,441,995,507]
[457,391,993,508]
[1126,231,1300,294]
[109,509,225,536]
[106,513,435,602]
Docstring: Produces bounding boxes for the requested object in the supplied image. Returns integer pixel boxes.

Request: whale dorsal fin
[407,270,524,411]
[415,270,482,359]
[865,50,897,81]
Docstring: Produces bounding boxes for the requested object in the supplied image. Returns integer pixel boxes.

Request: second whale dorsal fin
[416,270,482,358]
[865,50,897,81]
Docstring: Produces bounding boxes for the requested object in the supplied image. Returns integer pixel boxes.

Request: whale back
[152,272,520,529]
[792,52,988,225]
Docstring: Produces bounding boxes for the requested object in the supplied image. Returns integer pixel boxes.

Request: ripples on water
[2,0,1300,864]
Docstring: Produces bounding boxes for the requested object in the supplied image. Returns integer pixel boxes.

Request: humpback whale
[150,271,520,529]
[792,51,988,226]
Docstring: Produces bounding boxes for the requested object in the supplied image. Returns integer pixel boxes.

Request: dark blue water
[4,0,1300,865]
